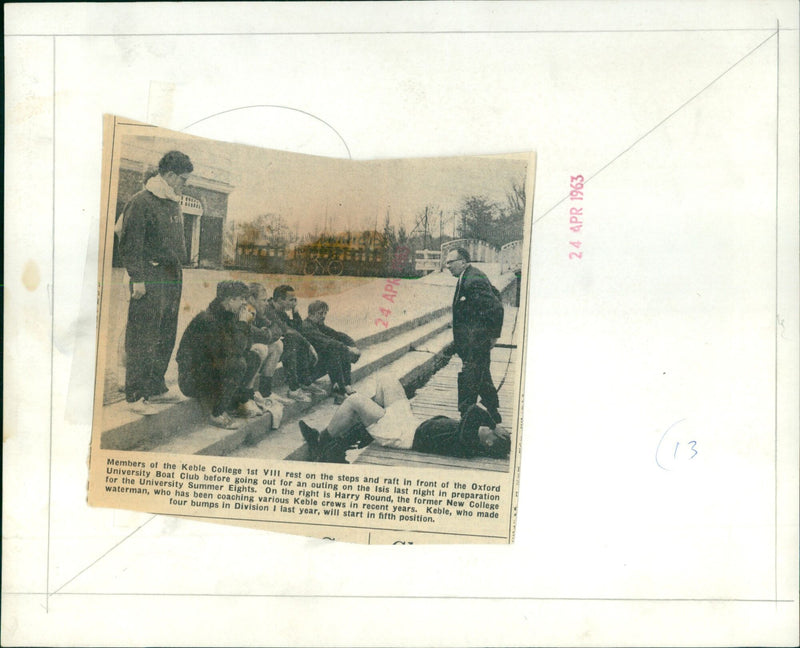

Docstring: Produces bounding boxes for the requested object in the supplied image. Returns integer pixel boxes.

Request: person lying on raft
[298,375,510,464]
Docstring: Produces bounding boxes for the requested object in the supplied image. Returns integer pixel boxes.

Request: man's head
[248,283,269,317]
[272,284,297,312]
[477,424,511,458]
[216,280,249,313]
[158,150,193,195]
[307,300,329,324]
[444,247,470,277]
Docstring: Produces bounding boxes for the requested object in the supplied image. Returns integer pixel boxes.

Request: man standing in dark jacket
[117,150,193,414]
[176,281,268,429]
[444,247,504,423]
[302,300,361,403]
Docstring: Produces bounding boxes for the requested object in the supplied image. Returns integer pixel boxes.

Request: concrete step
[102,312,453,455]
[100,298,453,451]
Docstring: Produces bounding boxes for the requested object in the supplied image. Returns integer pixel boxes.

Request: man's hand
[131,282,147,300]
[347,346,361,361]
[489,337,499,349]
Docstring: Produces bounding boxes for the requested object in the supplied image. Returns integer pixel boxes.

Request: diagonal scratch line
[50,516,156,596]
[533,29,778,225]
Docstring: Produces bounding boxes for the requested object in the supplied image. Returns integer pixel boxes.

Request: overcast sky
[123,134,530,237]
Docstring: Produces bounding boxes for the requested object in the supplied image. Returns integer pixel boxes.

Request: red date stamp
[375,278,401,328]
[374,245,411,328]
[568,174,584,259]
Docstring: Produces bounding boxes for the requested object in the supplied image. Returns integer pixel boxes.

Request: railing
[415,249,441,273]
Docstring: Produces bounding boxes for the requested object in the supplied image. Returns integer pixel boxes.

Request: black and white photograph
[6,2,798,645]
[89,116,533,541]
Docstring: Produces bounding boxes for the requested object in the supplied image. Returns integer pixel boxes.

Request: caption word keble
[104,457,503,525]
[568,174,584,259]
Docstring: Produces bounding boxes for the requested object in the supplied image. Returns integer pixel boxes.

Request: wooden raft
[354,308,519,471]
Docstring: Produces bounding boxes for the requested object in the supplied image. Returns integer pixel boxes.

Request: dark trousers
[456,341,499,414]
[281,336,314,390]
[124,276,181,401]
[313,347,353,390]
[178,350,261,417]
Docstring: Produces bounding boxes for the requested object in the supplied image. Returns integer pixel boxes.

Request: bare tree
[237,213,297,247]
[505,179,526,219]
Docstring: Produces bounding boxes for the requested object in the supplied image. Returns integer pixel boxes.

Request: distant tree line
[223,178,526,270]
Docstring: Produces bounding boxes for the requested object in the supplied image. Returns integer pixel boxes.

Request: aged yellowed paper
[88,116,534,544]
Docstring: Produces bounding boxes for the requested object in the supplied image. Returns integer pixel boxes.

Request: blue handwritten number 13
[674,440,698,460]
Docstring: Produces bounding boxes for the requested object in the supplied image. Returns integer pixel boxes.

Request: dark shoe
[299,420,320,460]
[317,431,349,464]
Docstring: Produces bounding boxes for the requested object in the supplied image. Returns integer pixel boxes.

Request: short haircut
[273,284,295,301]
[216,280,249,301]
[248,282,267,300]
[158,150,194,176]
[307,300,329,317]
[452,247,470,263]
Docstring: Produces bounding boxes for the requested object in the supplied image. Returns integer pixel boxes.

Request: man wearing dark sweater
[176,281,275,429]
[116,150,193,414]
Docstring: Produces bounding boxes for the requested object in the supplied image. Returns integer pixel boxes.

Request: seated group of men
[174,279,511,462]
[176,280,360,430]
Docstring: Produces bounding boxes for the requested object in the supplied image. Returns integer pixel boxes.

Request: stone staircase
[100,306,454,458]
[99,263,521,461]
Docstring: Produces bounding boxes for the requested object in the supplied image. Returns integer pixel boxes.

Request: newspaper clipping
[88,115,534,544]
